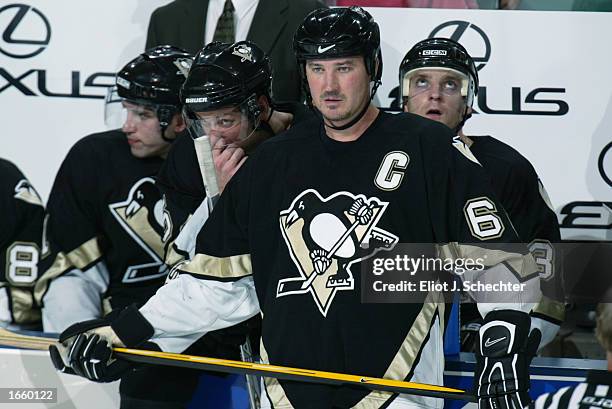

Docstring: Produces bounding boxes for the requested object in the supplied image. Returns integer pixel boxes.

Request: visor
[120,100,160,128]
[104,86,125,129]
[182,97,260,150]
[402,67,470,99]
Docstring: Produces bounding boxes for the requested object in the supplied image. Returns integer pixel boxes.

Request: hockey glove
[49,305,155,383]
[474,310,541,409]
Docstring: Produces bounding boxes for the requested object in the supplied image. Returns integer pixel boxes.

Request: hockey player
[159,40,299,266]
[36,46,199,408]
[50,7,542,409]
[156,41,295,377]
[0,159,44,328]
[399,38,564,350]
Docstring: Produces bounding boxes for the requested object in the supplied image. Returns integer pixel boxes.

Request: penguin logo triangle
[277,189,399,317]
[13,179,43,207]
[109,177,171,283]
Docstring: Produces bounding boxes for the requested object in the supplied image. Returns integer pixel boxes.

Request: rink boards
[0,346,605,409]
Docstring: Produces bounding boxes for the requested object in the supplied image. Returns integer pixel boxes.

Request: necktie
[213,0,235,44]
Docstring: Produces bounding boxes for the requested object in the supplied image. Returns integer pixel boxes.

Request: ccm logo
[422,49,447,56]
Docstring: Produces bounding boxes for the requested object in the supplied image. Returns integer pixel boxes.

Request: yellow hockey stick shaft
[115,347,476,402]
[0,327,475,401]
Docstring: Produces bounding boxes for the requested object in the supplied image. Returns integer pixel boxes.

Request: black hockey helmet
[116,45,192,137]
[293,7,382,98]
[399,38,478,108]
[181,41,272,124]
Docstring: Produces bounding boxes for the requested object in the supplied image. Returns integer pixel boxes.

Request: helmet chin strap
[320,80,380,131]
[160,125,176,143]
[157,106,179,143]
[322,99,371,131]
[453,105,472,135]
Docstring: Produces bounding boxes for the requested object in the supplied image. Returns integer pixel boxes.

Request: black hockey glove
[49,305,156,383]
[474,310,541,409]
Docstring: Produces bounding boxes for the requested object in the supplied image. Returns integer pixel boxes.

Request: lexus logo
[0,4,51,59]
[599,141,612,187]
[429,20,491,71]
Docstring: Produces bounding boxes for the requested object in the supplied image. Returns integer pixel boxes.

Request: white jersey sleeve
[42,260,109,333]
[139,273,260,353]
[0,287,10,323]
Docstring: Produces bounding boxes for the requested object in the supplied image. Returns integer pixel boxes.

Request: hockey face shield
[115,75,181,139]
[401,67,472,105]
[182,97,260,149]
[104,86,124,129]
[120,101,162,130]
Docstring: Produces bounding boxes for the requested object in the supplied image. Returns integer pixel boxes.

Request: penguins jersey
[156,131,208,266]
[0,159,44,326]
[468,136,560,245]
[139,111,541,408]
[468,135,564,340]
[36,130,169,332]
[159,103,317,266]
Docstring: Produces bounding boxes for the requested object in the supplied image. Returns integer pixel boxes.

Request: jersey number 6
[464,197,505,240]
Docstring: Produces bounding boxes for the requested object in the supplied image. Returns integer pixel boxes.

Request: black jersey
[469,135,563,320]
[176,111,539,408]
[156,131,206,236]
[469,135,560,245]
[0,159,44,324]
[158,102,317,266]
[530,370,612,409]
[35,130,168,310]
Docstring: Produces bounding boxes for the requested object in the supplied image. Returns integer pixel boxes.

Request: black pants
[119,365,201,409]
[118,314,262,408]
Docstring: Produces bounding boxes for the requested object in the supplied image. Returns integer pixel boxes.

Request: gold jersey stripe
[9,287,41,324]
[353,291,445,408]
[33,236,102,304]
[438,242,538,279]
[180,252,252,279]
[260,340,293,408]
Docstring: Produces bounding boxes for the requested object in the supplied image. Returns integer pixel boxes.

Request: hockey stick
[192,133,264,407]
[192,134,220,207]
[0,327,56,350]
[115,348,476,401]
[0,327,476,402]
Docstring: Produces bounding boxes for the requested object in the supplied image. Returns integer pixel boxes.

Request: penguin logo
[173,57,192,78]
[232,44,253,62]
[14,179,43,206]
[277,189,399,317]
[109,177,170,283]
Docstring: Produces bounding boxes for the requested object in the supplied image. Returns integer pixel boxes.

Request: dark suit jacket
[145,0,327,102]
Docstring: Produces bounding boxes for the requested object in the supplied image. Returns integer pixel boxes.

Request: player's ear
[257,95,270,122]
[173,112,186,133]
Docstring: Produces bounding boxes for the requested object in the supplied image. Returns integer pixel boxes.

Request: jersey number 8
[6,242,39,286]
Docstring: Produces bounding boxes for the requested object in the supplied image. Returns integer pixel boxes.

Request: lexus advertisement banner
[1,4,610,240]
